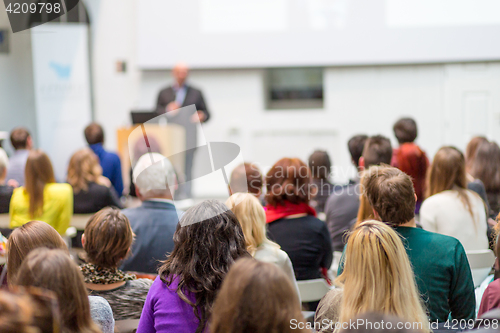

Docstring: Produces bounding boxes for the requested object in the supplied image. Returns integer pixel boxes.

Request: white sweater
[254,242,301,302]
[420,189,488,251]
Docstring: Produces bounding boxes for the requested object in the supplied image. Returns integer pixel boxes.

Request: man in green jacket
[338,165,475,322]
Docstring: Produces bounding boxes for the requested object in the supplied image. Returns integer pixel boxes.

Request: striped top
[88,279,154,320]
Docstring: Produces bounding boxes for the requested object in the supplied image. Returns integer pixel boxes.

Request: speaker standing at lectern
[155,63,211,199]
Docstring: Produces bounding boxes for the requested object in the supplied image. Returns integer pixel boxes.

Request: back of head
[338,221,427,330]
[133,152,176,199]
[10,127,31,150]
[348,135,368,168]
[470,141,500,192]
[0,147,8,178]
[363,166,415,225]
[84,123,104,145]
[225,193,273,256]
[265,157,311,206]
[3,287,62,333]
[229,163,263,196]
[308,150,331,180]
[393,118,417,144]
[7,221,67,284]
[211,258,305,333]
[465,136,488,172]
[426,146,468,197]
[362,135,393,169]
[83,207,133,269]
[158,199,249,333]
[0,290,36,333]
[14,248,99,333]
[67,148,102,193]
[24,150,55,217]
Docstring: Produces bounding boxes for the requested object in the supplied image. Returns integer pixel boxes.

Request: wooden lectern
[117,124,186,193]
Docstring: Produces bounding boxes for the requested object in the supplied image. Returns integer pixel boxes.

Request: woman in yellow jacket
[10,150,73,235]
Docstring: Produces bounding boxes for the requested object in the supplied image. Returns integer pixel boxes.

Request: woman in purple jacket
[137,200,249,333]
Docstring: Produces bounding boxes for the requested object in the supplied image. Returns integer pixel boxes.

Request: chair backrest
[0,214,9,229]
[466,250,495,288]
[296,278,331,303]
[114,319,140,333]
[71,214,94,230]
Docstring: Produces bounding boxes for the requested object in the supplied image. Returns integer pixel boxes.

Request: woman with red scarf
[265,158,333,291]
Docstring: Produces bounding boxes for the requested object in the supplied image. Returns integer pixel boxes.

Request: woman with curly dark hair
[137,200,249,333]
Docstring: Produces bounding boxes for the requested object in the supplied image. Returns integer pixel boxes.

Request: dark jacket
[120,200,181,274]
[325,180,360,252]
[155,85,210,150]
[73,182,122,214]
[0,185,13,214]
[268,215,333,280]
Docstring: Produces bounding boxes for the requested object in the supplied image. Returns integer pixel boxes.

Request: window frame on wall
[265,67,324,110]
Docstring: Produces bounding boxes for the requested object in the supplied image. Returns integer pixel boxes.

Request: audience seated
[120,153,181,274]
[0,148,13,213]
[339,166,475,322]
[308,150,335,213]
[325,134,390,252]
[67,148,122,214]
[9,150,73,235]
[225,192,300,299]
[6,220,67,284]
[315,220,429,333]
[84,122,124,196]
[211,258,308,333]
[6,127,32,187]
[420,147,488,251]
[470,141,500,217]
[137,200,249,333]
[478,219,500,316]
[81,207,153,320]
[6,221,114,333]
[228,162,264,198]
[465,136,491,212]
[265,157,333,283]
[391,118,429,213]
[14,248,114,333]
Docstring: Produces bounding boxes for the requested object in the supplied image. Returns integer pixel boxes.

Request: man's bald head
[172,63,189,87]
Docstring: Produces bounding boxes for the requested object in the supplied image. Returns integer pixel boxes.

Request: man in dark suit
[155,63,210,198]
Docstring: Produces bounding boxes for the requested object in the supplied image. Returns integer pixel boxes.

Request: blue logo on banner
[49,62,71,79]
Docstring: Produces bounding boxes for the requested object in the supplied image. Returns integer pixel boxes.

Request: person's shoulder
[186,85,202,93]
[159,86,173,93]
[255,242,287,263]
[88,295,112,312]
[326,183,359,203]
[421,191,456,208]
[106,151,121,163]
[46,183,73,195]
[12,186,24,196]
[129,278,154,290]
[304,215,328,228]
[406,227,462,247]
[315,288,343,329]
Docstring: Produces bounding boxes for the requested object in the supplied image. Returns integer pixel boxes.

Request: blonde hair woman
[315,220,429,333]
[67,148,122,213]
[225,193,300,300]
